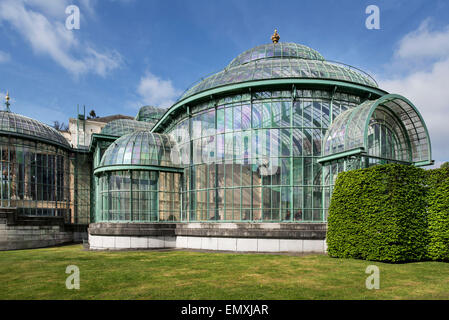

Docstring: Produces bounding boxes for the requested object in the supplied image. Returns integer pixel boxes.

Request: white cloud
[0,51,10,63]
[379,20,449,164]
[84,47,123,77]
[137,72,181,108]
[0,0,121,77]
[396,20,449,61]
[22,0,71,18]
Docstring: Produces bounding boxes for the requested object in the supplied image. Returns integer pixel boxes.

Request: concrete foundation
[88,222,327,253]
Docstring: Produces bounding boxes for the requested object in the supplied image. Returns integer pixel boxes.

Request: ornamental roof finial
[5,91,10,112]
[271,29,280,44]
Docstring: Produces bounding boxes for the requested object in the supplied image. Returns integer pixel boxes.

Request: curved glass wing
[322,94,431,164]
[0,111,70,148]
[181,58,378,100]
[100,131,178,167]
[228,43,325,68]
[100,119,154,137]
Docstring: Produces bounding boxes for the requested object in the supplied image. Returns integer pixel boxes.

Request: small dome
[135,106,166,123]
[0,111,70,148]
[100,131,178,167]
[100,119,153,137]
[228,42,325,68]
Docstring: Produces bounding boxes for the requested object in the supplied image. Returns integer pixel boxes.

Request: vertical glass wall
[71,152,92,224]
[166,89,363,223]
[97,170,181,222]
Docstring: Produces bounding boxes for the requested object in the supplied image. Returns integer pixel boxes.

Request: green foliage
[426,167,449,261]
[327,164,429,263]
[440,162,449,169]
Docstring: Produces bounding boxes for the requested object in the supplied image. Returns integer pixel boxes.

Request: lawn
[1,244,449,300]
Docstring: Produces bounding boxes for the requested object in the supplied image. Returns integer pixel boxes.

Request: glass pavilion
[0,93,91,223]
[90,38,432,224]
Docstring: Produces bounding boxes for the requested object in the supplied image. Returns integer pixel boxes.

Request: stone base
[88,222,327,253]
[0,208,88,251]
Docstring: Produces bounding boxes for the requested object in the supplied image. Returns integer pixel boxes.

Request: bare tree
[53,121,69,132]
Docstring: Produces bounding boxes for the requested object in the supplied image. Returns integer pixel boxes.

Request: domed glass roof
[135,106,166,123]
[100,131,178,167]
[181,58,378,100]
[179,42,378,101]
[100,118,154,137]
[0,111,70,148]
[228,42,325,68]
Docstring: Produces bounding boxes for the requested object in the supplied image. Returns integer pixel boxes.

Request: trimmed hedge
[427,167,449,261]
[327,164,429,262]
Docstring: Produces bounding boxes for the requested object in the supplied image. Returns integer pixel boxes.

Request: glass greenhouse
[2,37,431,229]
[89,39,432,225]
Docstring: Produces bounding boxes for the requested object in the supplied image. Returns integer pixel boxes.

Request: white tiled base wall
[89,235,176,250]
[176,236,327,253]
[89,234,327,253]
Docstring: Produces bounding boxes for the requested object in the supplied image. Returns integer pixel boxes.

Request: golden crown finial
[271,29,280,44]
[5,91,11,112]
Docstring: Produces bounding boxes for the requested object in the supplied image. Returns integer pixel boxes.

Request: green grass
[1,244,449,300]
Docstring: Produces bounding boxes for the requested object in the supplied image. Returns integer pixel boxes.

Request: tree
[88,110,98,119]
[440,162,449,169]
[53,121,69,131]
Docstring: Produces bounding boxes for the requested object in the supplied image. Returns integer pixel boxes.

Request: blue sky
[0,0,448,164]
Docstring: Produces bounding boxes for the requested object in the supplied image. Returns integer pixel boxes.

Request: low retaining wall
[88,222,327,253]
[0,208,88,251]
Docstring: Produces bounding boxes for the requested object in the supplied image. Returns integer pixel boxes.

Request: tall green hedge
[327,164,429,262]
[427,167,449,261]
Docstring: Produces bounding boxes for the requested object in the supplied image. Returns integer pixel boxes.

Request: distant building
[63,114,135,149]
